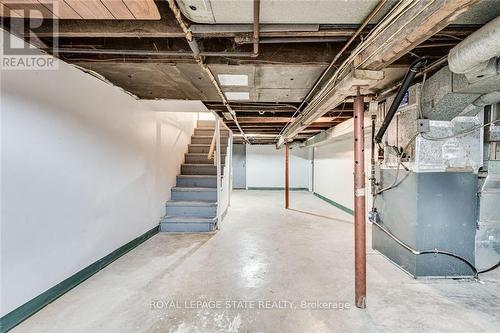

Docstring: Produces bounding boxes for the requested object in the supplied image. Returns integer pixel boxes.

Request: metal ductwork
[448,15,500,75]
[473,91,500,107]
[446,15,500,118]
[460,91,500,117]
[370,14,500,276]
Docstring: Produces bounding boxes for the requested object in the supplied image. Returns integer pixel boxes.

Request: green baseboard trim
[313,192,354,216]
[247,187,309,191]
[0,225,159,333]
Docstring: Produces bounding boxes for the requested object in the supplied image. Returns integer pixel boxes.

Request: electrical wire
[327,101,346,122]
[479,262,500,274]
[375,132,419,195]
[373,220,500,278]
[436,33,464,41]
[417,71,427,119]
[372,220,479,278]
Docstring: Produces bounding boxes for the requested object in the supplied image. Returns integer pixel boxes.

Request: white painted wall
[0,35,199,316]
[246,145,312,189]
[313,132,373,215]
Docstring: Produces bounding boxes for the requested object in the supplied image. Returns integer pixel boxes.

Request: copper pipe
[353,87,367,309]
[285,143,290,209]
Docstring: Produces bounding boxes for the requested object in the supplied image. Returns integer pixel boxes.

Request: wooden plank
[1,0,158,19]
[1,0,55,18]
[39,0,80,19]
[0,2,21,16]
[30,17,183,37]
[101,0,133,19]
[124,0,160,19]
[64,0,114,19]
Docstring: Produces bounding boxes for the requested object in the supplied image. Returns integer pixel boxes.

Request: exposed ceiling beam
[55,42,340,65]
[24,18,476,39]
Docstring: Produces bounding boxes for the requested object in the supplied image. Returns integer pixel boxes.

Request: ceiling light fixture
[218,74,249,86]
[225,92,250,101]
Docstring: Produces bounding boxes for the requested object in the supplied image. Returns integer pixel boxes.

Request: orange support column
[353,87,367,309]
[285,143,290,209]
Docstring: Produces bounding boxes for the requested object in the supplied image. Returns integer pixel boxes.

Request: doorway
[232,144,246,189]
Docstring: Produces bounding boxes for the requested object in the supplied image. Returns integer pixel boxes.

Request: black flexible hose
[479,261,500,274]
[374,57,429,143]
[417,250,478,278]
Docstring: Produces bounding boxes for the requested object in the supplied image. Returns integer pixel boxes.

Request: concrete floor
[13,191,500,333]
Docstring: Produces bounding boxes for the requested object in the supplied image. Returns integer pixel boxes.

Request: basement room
[1,0,500,332]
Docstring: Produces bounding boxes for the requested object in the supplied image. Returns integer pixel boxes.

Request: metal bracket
[417,118,430,133]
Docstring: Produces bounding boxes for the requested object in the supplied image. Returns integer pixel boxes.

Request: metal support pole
[311,147,315,193]
[370,115,377,196]
[285,143,290,209]
[215,118,222,228]
[354,87,367,309]
[228,131,233,207]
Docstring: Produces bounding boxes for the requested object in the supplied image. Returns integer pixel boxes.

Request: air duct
[448,15,500,74]
[473,91,500,107]
[459,91,500,117]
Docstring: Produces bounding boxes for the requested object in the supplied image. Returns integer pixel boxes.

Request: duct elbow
[473,91,500,107]
[448,16,500,74]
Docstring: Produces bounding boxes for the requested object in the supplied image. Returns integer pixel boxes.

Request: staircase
[160,120,229,232]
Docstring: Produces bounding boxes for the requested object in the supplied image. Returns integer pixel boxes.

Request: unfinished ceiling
[75,62,327,102]
[2,0,499,144]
